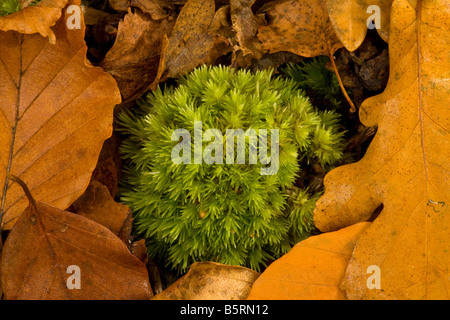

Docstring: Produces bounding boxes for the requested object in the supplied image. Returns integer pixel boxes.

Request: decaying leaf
[257,0,343,57]
[229,0,264,65]
[0,0,67,44]
[0,0,121,230]
[152,262,260,300]
[150,0,216,88]
[324,0,392,51]
[247,222,371,300]
[71,181,133,245]
[100,7,176,102]
[314,0,449,299]
[0,178,152,300]
[130,0,175,20]
[109,0,129,12]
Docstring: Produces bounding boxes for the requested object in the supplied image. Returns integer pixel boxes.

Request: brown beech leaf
[324,0,392,51]
[0,0,121,230]
[130,0,175,20]
[0,178,152,300]
[152,262,260,300]
[71,181,133,245]
[247,222,371,300]
[108,0,129,12]
[90,133,122,197]
[150,0,216,88]
[100,7,176,102]
[257,0,343,57]
[0,0,68,44]
[314,0,449,299]
[230,0,264,65]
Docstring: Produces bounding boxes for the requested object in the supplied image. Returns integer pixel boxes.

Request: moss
[0,0,20,16]
[118,65,346,273]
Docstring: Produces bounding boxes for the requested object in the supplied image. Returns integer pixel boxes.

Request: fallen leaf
[90,133,122,197]
[0,0,121,230]
[230,0,264,65]
[150,0,216,88]
[71,181,133,245]
[324,0,392,51]
[257,0,343,57]
[131,239,148,263]
[130,0,175,20]
[246,222,371,300]
[314,0,450,299]
[0,177,152,299]
[0,0,68,44]
[109,0,129,12]
[100,7,175,102]
[82,5,110,25]
[152,262,260,300]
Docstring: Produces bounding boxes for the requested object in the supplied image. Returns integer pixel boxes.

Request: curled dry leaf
[71,181,133,245]
[324,0,392,51]
[0,0,121,230]
[257,0,343,57]
[314,0,450,299]
[130,0,175,20]
[0,178,152,300]
[100,7,176,102]
[247,223,371,300]
[109,0,129,12]
[152,262,260,300]
[230,0,264,66]
[0,0,68,44]
[150,0,216,88]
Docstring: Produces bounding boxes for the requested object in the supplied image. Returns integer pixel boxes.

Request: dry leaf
[71,181,133,245]
[109,0,129,12]
[0,179,152,299]
[130,0,175,20]
[230,0,264,65]
[150,0,216,88]
[314,0,449,299]
[0,0,121,230]
[247,222,371,300]
[82,6,110,25]
[152,262,260,300]
[90,133,123,197]
[324,0,392,51]
[131,239,148,263]
[100,7,175,102]
[0,0,68,43]
[257,0,343,57]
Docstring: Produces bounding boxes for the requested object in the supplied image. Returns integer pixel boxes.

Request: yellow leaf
[324,0,392,51]
[314,0,450,299]
[247,223,371,300]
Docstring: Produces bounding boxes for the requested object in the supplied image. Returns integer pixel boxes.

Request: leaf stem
[328,52,356,113]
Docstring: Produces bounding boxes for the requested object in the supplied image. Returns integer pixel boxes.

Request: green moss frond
[0,0,20,16]
[118,65,346,274]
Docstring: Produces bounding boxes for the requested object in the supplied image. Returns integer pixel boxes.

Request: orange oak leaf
[0,0,68,44]
[0,0,121,230]
[0,177,152,299]
[324,0,392,51]
[246,222,371,300]
[314,0,449,299]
